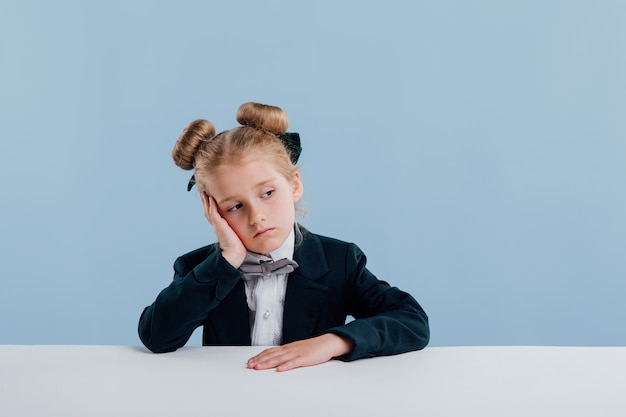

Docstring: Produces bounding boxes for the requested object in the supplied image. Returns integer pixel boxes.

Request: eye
[227,203,243,212]
[262,189,274,198]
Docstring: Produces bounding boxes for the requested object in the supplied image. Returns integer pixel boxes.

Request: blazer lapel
[282,229,330,343]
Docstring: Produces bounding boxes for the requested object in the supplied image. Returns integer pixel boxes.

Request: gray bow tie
[240,258,299,277]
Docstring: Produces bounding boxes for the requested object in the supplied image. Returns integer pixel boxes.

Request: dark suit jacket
[138,228,429,361]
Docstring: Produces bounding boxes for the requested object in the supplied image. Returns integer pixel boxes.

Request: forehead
[206,157,287,197]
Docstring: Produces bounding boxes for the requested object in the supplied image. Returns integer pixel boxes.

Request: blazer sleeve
[325,243,430,361]
[138,247,241,353]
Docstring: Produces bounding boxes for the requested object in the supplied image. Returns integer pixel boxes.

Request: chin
[248,239,281,255]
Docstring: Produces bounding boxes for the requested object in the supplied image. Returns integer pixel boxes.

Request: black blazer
[138,228,429,361]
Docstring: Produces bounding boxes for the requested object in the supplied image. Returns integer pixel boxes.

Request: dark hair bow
[279,132,302,165]
[187,131,302,191]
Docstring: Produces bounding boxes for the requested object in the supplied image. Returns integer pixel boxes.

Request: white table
[1,345,625,416]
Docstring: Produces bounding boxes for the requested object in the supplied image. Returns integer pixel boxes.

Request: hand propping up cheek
[201,192,246,269]
[247,334,354,372]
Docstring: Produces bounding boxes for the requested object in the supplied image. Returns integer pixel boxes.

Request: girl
[138,102,429,371]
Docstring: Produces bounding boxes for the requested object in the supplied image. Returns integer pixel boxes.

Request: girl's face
[206,157,303,254]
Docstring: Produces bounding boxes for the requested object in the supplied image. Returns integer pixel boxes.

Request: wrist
[323,333,354,357]
[221,250,245,269]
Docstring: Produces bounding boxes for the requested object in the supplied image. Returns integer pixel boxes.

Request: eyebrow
[216,177,278,206]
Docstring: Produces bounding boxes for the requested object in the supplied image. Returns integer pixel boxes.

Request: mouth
[254,228,274,238]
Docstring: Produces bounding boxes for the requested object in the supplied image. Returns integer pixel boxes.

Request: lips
[254,228,274,238]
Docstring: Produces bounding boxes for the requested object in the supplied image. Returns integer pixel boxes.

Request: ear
[291,170,304,203]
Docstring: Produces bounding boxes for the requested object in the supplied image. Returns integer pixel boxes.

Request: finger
[248,348,293,370]
[247,347,282,366]
[259,352,306,372]
[207,196,222,223]
[200,192,212,223]
[276,359,302,372]
[206,195,224,228]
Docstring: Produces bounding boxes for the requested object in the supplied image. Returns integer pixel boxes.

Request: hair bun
[236,102,289,135]
[172,119,216,170]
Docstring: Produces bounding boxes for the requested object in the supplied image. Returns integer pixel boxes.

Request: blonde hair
[172,102,297,194]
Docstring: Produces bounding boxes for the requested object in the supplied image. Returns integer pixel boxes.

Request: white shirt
[241,228,295,346]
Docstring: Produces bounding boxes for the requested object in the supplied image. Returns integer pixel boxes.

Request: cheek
[223,216,245,234]
[277,198,296,217]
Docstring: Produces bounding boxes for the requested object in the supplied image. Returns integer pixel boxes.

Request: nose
[248,202,266,225]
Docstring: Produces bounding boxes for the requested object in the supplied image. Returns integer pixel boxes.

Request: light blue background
[1,1,624,347]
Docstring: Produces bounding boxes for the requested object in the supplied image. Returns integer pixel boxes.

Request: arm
[326,243,430,361]
[139,193,247,353]
[138,248,242,353]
